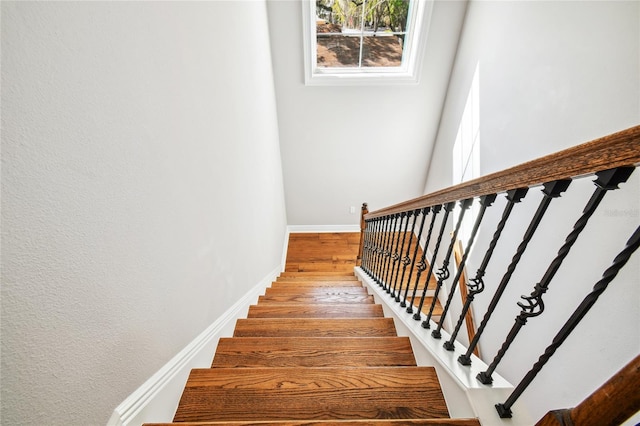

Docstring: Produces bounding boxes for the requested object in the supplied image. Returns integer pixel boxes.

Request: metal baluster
[394,209,422,302]
[459,180,571,367]
[387,213,406,294]
[390,212,411,297]
[363,217,376,278]
[361,219,372,274]
[496,224,640,418]
[370,217,384,283]
[421,198,473,328]
[375,216,392,286]
[478,167,633,384]
[435,194,497,340]
[454,188,529,361]
[366,218,378,275]
[400,207,431,307]
[406,204,449,315]
[381,214,399,290]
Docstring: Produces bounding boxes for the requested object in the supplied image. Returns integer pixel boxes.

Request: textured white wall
[266,0,468,225]
[423,0,639,421]
[1,1,287,425]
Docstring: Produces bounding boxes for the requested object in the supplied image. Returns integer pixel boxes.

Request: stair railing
[358,125,640,420]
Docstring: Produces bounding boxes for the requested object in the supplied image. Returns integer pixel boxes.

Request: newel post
[357,202,369,266]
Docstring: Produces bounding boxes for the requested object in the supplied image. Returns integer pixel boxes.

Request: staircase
[144,233,479,425]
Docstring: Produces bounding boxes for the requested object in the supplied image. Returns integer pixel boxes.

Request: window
[302,0,432,85]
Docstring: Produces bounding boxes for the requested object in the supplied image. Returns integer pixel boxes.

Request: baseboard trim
[107,266,280,426]
[287,224,360,233]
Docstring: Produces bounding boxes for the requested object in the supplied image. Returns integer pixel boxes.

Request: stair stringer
[356,267,535,426]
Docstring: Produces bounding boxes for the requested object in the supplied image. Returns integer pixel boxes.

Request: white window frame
[302,0,433,86]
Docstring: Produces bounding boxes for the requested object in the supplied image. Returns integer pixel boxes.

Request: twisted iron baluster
[391,211,412,297]
[453,188,529,361]
[387,213,406,294]
[381,214,400,290]
[434,194,497,340]
[395,209,422,302]
[495,224,640,418]
[361,219,372,274]
[365,218,376,274]
[421,199,473,328]
[407,204,449,315]
[365,217,377,279]
[401,207,432,307]
[377,215,393,286]
[478,167,634,384]
[459,180,571,367]
[374,216,388,285]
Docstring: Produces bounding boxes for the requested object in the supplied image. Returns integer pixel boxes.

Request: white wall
[266,0,468,225]
[1,2,287,425]
[423,0,639,421]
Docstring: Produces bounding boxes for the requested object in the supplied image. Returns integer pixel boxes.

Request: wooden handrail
[536,354,640,426]
[366,125,640,219]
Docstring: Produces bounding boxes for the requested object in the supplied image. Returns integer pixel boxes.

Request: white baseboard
[107,266,280,426]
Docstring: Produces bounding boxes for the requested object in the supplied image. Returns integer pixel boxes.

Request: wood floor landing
[145,233,479,426]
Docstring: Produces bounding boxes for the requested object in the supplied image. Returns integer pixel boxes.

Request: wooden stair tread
[265,287,369,296]
[173,367,449,422]
[276,272,359,282]
[280,271,355,277]
[247,304,384,318]
[274,280,362,287]
[148,419,480,425]
[233,318,397,337]
[212,337,416,367]
[258,294,375,304]
[270,281,364,288]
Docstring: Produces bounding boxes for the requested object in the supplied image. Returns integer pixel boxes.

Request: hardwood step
[270,281,364,287]
[277,276,359,282]
[247,304,383,318]
[147,420,482,426]
[279,271,357,278]
[264,287,369,297]
[284,262,356,273]
[233,318,397,337]
[172,367,449,422]
[258,294,374,304]
[211,337,416,367]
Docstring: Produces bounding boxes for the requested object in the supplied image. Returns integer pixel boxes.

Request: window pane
[361,35,404,67]
[317,35,360,67]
